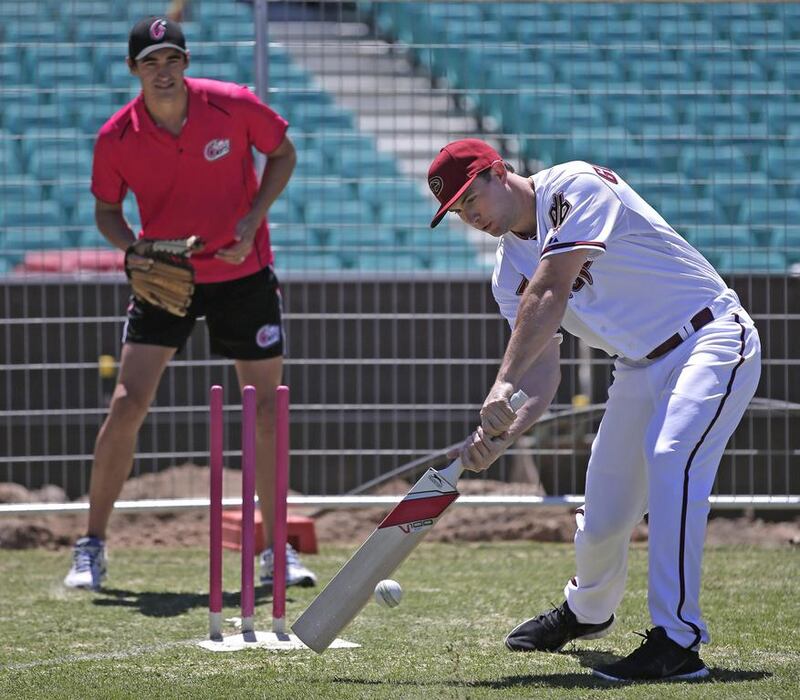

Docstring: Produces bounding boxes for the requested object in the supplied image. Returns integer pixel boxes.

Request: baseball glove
[124,236,204,317]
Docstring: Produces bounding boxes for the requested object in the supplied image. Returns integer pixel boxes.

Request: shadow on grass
[330,649,771,690]
[92,584,290,618]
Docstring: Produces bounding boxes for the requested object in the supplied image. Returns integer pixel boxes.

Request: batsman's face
[130,48,189,101]
[449,167,512,237]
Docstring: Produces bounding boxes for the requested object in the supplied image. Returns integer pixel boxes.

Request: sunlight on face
[131,48,188,99]
[449,172,507,237]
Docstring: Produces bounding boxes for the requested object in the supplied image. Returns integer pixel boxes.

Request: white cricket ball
[374,579,403,608]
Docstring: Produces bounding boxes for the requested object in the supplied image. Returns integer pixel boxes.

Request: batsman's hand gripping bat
[292,390,529,653]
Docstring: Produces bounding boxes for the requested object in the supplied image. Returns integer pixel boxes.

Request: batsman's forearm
[504,342,561,442]
[249,151,296,222]
[496,284,569,388]
[95,208,136,251]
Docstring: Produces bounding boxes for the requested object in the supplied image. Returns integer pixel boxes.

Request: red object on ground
[222,511,318,554]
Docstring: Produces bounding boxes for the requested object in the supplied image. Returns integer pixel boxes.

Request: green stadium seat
[0,199,61,228]
[277,250,346,271]
[678,145,749,178]
[683,225,754,251]
[290,103,354,132]
[269,224,317,248]
[266,198,300,224]
[658,197,731,227]
[0,133,24,174]
[339,150,399,180]
[769,227,800,264]
[759,145,800,180]
[349,251,427,272]
[0,223,74,254]
[2,103,77,134]
[0,175,44,201]
[3,19,64,43]
[74,20,134,43]
[358,180,425,208]
[57,0,114,21]
[192,1,253,21]
[19,128,86,164]
[717,250,788,274]
[28,144,93,181]
[305,200,382,247]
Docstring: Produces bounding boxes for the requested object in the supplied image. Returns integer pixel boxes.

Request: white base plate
[197,631,359,652]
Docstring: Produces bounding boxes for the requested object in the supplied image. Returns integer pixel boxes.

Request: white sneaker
[64,536,107,590]
[259,543,317,588]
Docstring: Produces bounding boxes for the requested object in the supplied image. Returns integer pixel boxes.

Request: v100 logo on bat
[398,519,434,534]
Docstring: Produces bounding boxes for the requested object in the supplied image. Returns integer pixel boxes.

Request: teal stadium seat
[0,175,44,202]
[0,133,24,174]
[717,250,788,274]
[305,200,384,247]
[2,103,77,134]
[0,199,62,229]
[3,19,63,43]
[678,145,749,178]
[28,144,93,182]
[277,251,347,271]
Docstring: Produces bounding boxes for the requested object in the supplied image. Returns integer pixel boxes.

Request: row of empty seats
[364,1,800,272]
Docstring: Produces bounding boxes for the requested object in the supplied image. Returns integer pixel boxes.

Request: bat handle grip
[438,389,529,487]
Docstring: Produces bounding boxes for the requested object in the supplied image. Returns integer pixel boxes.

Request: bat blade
[292,390,528,653]
[291,465,459,653]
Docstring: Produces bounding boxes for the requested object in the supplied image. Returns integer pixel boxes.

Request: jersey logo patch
[571,260,594,294]
[515,275,529,296]
[592,165,618,184]
[548,192,572,230]
[204,138,231,162]
[256,324,281,348]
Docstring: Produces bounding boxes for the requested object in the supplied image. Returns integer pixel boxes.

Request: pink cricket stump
[208,385,224,641]
[240,385,257,635]
[273,385,290,634]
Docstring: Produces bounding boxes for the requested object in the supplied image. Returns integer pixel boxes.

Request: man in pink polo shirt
[64,16,316,591]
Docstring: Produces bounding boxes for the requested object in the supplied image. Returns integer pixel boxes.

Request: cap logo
[150,19,167,40]
[428,176,444,197]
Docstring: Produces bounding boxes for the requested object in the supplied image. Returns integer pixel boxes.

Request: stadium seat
[678,145,750,179]
[2,103,77,134]
[32,60,96,87]
[28,145,93,181]
[0,175,44,202]
[277,250,346,271]
[717,250,788,274]
[0,133,24,174]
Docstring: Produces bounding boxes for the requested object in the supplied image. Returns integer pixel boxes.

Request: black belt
[646,307,714,360]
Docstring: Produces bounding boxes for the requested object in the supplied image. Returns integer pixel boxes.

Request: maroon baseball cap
[128,16,187,61]
[427,138,502,228]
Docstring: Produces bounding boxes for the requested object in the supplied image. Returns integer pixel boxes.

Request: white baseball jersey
[492,161,744,361]
[489,161,762,650]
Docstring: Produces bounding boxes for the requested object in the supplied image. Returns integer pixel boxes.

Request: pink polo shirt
[91,77,288,283]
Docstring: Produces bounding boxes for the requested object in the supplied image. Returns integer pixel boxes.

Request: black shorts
[123,267,284,360]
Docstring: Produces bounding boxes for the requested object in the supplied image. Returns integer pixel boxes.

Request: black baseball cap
[128,16,187,61]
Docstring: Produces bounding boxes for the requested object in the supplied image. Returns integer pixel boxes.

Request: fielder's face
[129,48,189,102]
[449,166,511,237]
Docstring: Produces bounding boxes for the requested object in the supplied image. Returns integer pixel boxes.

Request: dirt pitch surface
[1,464,798,550]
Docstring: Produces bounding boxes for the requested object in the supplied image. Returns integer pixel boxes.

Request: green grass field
[1,543,797,699]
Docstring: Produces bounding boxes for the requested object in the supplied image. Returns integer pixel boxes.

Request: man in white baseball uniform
[428,139,761,682]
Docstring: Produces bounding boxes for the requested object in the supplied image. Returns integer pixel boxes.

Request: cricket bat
[292,390,529,653]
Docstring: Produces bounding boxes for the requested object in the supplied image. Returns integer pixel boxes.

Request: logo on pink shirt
[204,139,231,161]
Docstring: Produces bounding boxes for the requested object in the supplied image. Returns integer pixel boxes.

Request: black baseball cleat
[592,626,710,682]
[504,600,615,652]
